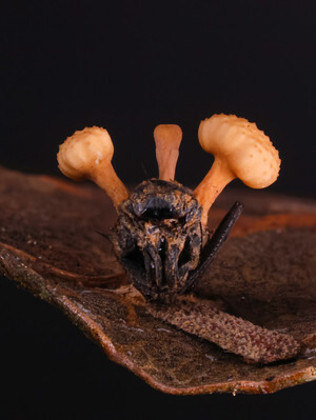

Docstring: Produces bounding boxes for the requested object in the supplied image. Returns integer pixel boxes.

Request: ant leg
[187,201,244,286]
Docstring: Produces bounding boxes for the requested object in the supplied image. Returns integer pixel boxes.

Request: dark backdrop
[1,1,315,419]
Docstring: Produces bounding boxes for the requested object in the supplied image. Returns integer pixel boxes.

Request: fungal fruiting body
[195,114,281,225]
[57,126,128,208]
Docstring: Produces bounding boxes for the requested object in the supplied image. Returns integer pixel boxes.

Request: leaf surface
[0,167,315,394]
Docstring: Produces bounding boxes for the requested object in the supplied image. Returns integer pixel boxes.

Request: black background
[0,1,315,419]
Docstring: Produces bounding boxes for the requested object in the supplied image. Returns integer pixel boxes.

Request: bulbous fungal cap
[198,114,281,188]
[57,126,114,181]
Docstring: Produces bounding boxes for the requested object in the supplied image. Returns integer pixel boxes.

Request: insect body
[111,179,244,302]
[111,179,203,301]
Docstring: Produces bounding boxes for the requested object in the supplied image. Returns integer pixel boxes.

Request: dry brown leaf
[0,166,315,394]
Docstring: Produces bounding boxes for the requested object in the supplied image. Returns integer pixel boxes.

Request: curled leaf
[0,167,315,394]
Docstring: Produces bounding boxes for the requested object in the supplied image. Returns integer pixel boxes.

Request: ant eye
[142,206,174,220]
[137,197,177,221]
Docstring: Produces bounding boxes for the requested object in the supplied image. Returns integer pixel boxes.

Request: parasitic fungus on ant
[56,116,281,305]
[53,115,303,366]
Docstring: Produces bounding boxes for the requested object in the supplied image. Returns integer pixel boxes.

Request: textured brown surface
[148,296,300,364]
[111,179,203,301]
[0,166,315,394]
